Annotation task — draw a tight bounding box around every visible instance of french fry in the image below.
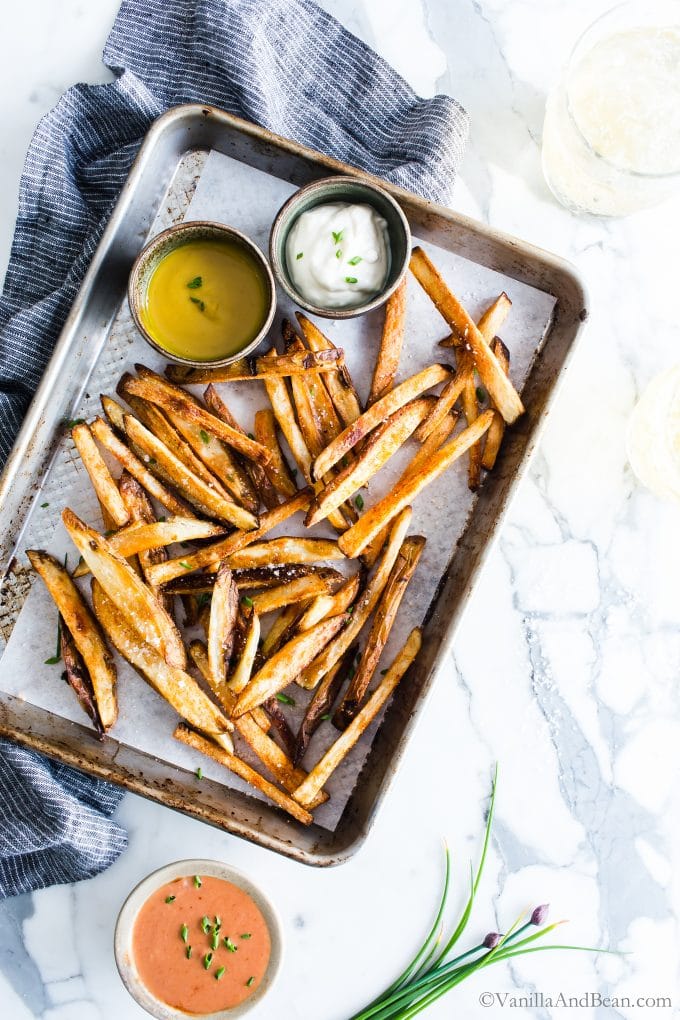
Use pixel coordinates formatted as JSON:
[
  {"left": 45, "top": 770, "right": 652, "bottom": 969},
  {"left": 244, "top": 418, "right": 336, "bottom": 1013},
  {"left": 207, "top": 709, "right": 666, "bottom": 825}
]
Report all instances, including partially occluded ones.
[
  {"left": 293, "top": 627, "right": 422, "bottom": 807},
  {"left": 101, "top": 394, "right": 127, "bottom": 432},
  {"left": 368, "top": 278, "right": 407, "bottom": 405},
  {"left": 90, "top": 416, "right": 192, "bottom": 517},
  {"left": 227, "top": 537, "right": 345, "bottom": 569},
  {"left": 233, "top": 614, "right": 349, "bottom": 716},
  {"left": 359, "top": 524, "right": 390, "bottom": 569},
  {"left": 255, "top": 349, "right": 345, "bottom": 375},
  {"left": 438, "top": 291, "right": 512, "bottom": 348},
  {"left": 298, "top": 506, "right": 412, "bottom": 690},
  {"left": 261, "top": 366, "right": 313, "bottom": 482},
  {"left": 27, "top": 549, "right": 118, "bottom": 730},
  {"left": 188, "top": 640, "right": 269, "bottom": 734},
  {"left": 173, "top": 724, "right": 313, "bottom": 825},
  {"left": 333, "top": 536, "right": 425, "bottom": 729},
  {"left": 414, "top": 363, "right": 471, "bottom": 442},
  {"left": 409, "top": 248, "right": 523, "bottom": 423},
  {"left": 338, "top": 412, "right": 494, "bottom": 559},
  {"left": 461, "top": 366, "right": 483, "bottom": 491},
  {"left": 402, "top": 411, "right": 458, "bottom": 483},
  {"left": 294, "top": 645, "right": 358, "bottom": 765},
  {"left": 163, "top": 564, "right": 323, "bottom": 596},
  {"left": 117, "top": 472, "right": 174, "bottom": 616},
  {"left": 249, "top": 573, "right": 339, "bottom": 615},
  {"left": 188, "top": 641, "right": 326, "bottom": 805},
  {"left": 254, "top": 408, "right": 298, "bottom": 499},
  {"left": 295, "top": 313, "right": 362, "bottom": 427},
  {"left": 305, "top": 398, "right": 432, "bottom": 526},
  {"left": 207, "top": 564, "right": 239, "bottom": 692},
  {"left": 145, "top": 489, "right": 312, "bottom": 587},
  {"left": 165, "top": 358, "right": 251, "bottom": 384},
  {"left": 125, "top": 369, "right": 271, "bottom": 465},
  {"left": 71, "top": 423, "right": 130, "bottom": 528},
  {"left": 481, "top": 337, "right": 511, "bottom": 470},
  {"left": 124, "top": 415, "right": 258, "bottom": 530},
  {"left": 296, "top": 573, "right": 361, "bottom": 632},
  {"left": 91, "top": 583, "right": 232, "bottom": 750},
  {"left": 228, "top": 613, "right": 260, "bottom": 694},
  {"left": 63, "top": 508, "right": 187, "bottom": 669},
  {"left": 312, "top": 364, "right": 450, "bottom": 479},
  {"left": 60, "top": 618, "right": 105, "bottom": 738},
  {"left": 259, "top": 602, "right": 306, "bottom": 659},
  {"left": 72, "top": 518, "right": 226, "bottom": 578}
]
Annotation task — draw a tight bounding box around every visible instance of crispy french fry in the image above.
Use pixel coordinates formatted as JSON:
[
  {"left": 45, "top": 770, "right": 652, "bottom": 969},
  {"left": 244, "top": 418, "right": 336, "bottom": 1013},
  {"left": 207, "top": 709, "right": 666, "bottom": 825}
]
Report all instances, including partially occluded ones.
[
  {"left": 227, "top": 537, "right": 345, "bottom": 569},
  {"left": 72, "top": 518, "right": 226, "bottom": 577},
  {"left": 90, "top": 416, "right": 192, "bottom": 517},
  {"left": 298, "top": 506, "right": 412, "bottom": 690},
  {"left": 124, "top": 415, "right": 258, "bottom": 530},
  {"left": 368, "top": 278, "right": 407, "bottom": 405},
  {"left": 259, "top": 602, "right": 306, "bottom": 660},
  {"left": 402, "top": 411, "right": 458, "bottom": 482},
  {"left": 294, "top": 645, "right": 357, "bottom": 765},
  {"left": 305, "top": 398, "right": 432, "bottom": 526},
  {"left": 63, "top": 508, "right": 186, "bottom": 669},
  {"left": 296, "top": 573, "right": 361, "bottom": 633},
  {"left": 295, "top": 313, "right": 362, "bottom": 427},
  {"left": 254, "top": 408, "right": 298, "bottom": 499},
  {"left": 165, "top": 358, "right": 251, "bottom": 384},
  {"left": 261, "top": 362, "right": 313, "bottom": 483},
  {"left": 145, "top": 489, "right": 312, "bottom": 587},
  {"left": 233, "top": 614, "right": 349, "bottom": 716},
  {"left": 173, "top": 724, "right": 313, "bottom": 825},
  {"left": 188, "top": 640, "right": 268, "bottom": 733},
  {"left": 338, "top": 412, "right": 494, "bottom": 559},
  {"left": 27, "top": 549, "right": 118, "bottom": 730},
  {"left": 249, "top": 573, "right": 339, "bottom": 615},
  {"left": 59, "top": 618, "right": 105, "bottom": 738},
  {"left": 312, "top": 364, "right": 450, "bottom": 479},
  {"left": 228, "top": 613, "right": 260, "bottom": 694},
  {"left": 125, "top": 368, "right": 271, "bottom": 465},
  {"left": 164, "top": 564, "right": 324, "bottom": 596},
  {"left": 71, "top": 423, "right": 130, "bottom": 528},
  {"left": 334, "top": 536, "right": 425, "bottom": 729},
  {"left": 414, "top": 364, "right": 471, "bottom": 442},
  {"left": 91, "top": 583, "right": 232, "bottom": 751},
  {"left": 293, "top": 627, "right": 422, "bottom": 807},
  {"left": 359, "top": 524, "right": 390, "bottom": 569},
  {"left": 101, "top": 394, "right": 127, "bottom": 432},
  {"left": 117, "top": 472, "right": 173, "bottom": 615},
  {"left": 207, "top": 564, "right": 239, "bottom": 692},
  {"left": 409, "top": 248, "right": 523, "bottom": 423},
  {"left": 481, "top": 337, "right": 511, "bottom": 470},
  {"left": 439, "top": 291, "right": 512, "bottom": 348},
  {"left": 255, "top": 349, "right": 345, "bottom": 375},
  {"left": 461, "top": 368, "right": 482, "bottom": 491}
]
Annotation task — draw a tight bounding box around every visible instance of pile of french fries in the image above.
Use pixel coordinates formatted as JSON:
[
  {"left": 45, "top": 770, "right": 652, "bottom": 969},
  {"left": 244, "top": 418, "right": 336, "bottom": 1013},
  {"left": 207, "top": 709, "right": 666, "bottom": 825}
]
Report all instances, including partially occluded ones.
[{"left": 27, "top": 247, "right": 522, "bottom": 826}]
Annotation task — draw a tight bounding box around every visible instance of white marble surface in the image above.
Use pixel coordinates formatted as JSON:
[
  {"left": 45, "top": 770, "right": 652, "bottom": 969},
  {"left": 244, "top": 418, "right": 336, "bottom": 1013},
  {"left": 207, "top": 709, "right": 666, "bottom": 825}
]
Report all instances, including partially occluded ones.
[{"left": 1, "top": 2, "right": 680, "bottom": 1018}]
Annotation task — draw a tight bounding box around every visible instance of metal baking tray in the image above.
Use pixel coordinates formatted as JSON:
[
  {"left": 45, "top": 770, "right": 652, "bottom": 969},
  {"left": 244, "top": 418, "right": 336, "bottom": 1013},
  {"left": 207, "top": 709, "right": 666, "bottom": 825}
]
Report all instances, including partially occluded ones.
[{"left": 0, "top": 105, "right": 587, "bottom": 865}]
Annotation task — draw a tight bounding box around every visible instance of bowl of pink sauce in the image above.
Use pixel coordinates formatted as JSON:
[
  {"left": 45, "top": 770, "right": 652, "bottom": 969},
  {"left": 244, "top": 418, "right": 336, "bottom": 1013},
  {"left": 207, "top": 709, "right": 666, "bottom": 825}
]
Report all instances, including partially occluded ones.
[{"left": 114, "top": 859, "right": 283, "bottom": 1018}]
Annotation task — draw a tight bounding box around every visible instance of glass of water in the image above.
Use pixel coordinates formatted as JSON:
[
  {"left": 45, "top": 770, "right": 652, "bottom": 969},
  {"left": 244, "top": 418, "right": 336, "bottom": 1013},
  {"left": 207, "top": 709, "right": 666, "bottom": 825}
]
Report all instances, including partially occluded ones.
[{"left": 542, "top": 1, "right": 680, "bottom": 216}]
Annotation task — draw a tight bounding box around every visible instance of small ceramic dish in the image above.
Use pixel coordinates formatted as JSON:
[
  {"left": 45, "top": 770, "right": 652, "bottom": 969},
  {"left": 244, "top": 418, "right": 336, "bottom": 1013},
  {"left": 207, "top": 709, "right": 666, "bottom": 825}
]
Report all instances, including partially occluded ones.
[
  {"left": 114, "top": 859, "right": 283, "bottom": 1019},
  {"left": 128, "top": 221, "right": 276, "bottom": 368},
  {"left": 269, "top": 175, "right": 411, "bottom": 319}
]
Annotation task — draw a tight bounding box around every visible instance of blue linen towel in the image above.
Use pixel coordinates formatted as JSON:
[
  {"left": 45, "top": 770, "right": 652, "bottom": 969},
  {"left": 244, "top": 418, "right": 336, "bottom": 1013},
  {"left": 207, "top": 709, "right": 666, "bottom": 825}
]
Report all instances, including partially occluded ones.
[{"left": 0, "top": 0, "right": 468, "bottom": 898}]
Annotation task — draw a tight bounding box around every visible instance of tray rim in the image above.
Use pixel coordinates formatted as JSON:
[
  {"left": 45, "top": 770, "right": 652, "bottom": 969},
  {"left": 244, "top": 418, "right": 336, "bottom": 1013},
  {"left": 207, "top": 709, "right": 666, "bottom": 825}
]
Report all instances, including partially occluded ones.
[{"left": 0, "top": 104, "right": 589, "bottom": 866}]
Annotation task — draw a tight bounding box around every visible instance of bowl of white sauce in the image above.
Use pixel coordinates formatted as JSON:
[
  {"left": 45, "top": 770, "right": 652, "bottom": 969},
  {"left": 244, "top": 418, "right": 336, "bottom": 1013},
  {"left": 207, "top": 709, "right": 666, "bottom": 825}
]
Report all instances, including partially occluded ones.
[{"left": 269, "top": 176, "right": 411, "bottom": 318}]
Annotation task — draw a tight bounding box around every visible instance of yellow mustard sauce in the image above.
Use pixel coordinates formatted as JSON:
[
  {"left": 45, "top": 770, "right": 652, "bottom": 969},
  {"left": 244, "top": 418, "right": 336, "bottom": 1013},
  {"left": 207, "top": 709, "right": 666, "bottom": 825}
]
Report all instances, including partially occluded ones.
[{"left": 141, "top": 238, "right": 269, "bottom": 361}]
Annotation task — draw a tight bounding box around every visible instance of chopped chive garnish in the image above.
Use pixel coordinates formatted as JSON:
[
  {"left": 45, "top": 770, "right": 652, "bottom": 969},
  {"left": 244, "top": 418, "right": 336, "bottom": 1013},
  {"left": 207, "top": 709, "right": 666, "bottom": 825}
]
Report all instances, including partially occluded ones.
[
  {"left": 276, "top": 692, "right": 295, "bottom": 705},
  {"left": 247, "top": 976, "right": 255, "bottom": 987},
  {"left": 187, "top": 276, "right": 202, "bottom": 289},
  {"left": 380, "top": 668, "right": 388, "bottom": 675},
  {"left": 44, "top": 619, "right": 62, "bottom": 665},
  {"left": 336, "top": 249, "right": 342, "bottom": 259},
  {"left": 193, "top": 874, "right": 202, "bottom": 888},
  {"left": 224, "top": 936, "right": 238, "bottom": 953},
  {"left": 189, "top": 296, "right": 206, "bottom": 312},
  {"left": 201, "top": 916, "right": 211, "bottom": 934},
  {"left": 147, "top": 457, "right": 156, "bottom": 465},
  {"left": 195, "top": 767, "right": 203, "bottom": 780},
  {"left": 241, "top": 595, "right": 254, "bottom": 608},
  {"left": 240, "top": 933, "right": 252, "bottom": 939},
  {"left": 165, "top": 895, "right": 176, "bottom": 903},
  {"left": 355, "top": 494, "right": 364, "bottom": 510},
  {"left": 214, "top": 916, "right": 222, "bottom": 929},
  {"left": 296, "top": 252, "right": 303, "bottom": 260},
  {"left": 320, "top": 713, "right": 331, "bottom": 721},
  {"left": 211, "top": 931, "right": 219, "bottom": 950},
  {"left": 347, "top": 605, "right": 354, "bottom": 614},
  {"left": 64, "top": 418, "right": 85, "bottom": 429},
  {"left": 181, "top": 924, "right": 189, "bottom": 943},
  {"left": 332, "top": 229, "right": 344, "bottom": 244},
  {"left": 199, "top": 429, "right": 210, "bottom": 444},
  {"left": 347, "top": 255, "right": 363, "bottom": 266},
  {"left": 180, "top": 561, "right": 192, "bottom": 570},
  {"left": 186, "top": 945, "right": 192, "bottom": 958},
  {"left": 215, "top": 966, "right": 226, "bottom": 981},
  {"left": 40, "top": 501, "right": 49, "bottom": 508},
  {"left": 157, "top": 516, "right": 166, "bottom": 522},
  {"left": 247, "top": 432, "right": 255, "bottom": 440},
  {"left": 476, "top": 386, "right": 487, "bottom": 403},
  {"left": 345, "top": 276, "right": 358, "bottom": 285},
  {"left": 197, "top": 592, "right": 211, "bottom": 608},
  {"left": 203, "top": 952, "right": 213, "bottom": 970}
]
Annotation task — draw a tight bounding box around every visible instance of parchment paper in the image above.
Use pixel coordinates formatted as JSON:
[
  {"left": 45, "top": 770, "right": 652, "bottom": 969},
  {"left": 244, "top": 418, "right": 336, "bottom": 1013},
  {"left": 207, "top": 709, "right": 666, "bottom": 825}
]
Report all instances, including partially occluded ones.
[{"left": 0, "top": 150, "right": 555, "bottom": 829}]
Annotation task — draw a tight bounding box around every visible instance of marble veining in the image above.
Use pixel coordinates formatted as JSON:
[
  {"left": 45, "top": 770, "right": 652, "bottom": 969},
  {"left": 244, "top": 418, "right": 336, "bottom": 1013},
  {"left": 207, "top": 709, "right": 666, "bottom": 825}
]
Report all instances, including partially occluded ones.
[{"left": 1, "top": 0, "right": 680, "bottom": 1017}]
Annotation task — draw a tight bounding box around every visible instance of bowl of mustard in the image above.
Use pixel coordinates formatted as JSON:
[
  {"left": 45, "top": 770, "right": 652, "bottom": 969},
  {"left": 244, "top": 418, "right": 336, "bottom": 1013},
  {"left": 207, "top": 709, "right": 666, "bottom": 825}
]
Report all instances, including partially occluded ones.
[{"left": 129, "top": 221, "right": 276, "bottom": 367}]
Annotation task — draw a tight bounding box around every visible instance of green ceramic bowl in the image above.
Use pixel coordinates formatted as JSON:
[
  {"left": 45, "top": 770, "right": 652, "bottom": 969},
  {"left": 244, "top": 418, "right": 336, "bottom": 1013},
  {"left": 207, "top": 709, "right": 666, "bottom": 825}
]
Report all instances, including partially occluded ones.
[{"left": 269, "top": 176, "right": 411, "bottom": 319}]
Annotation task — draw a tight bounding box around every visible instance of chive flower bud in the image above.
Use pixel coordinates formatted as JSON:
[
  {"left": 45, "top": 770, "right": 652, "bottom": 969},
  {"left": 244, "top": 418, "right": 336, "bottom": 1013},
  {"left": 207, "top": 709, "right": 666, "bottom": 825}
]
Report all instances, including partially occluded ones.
[
  {"left": 530, "top": 904, "right": 549, "bottom": 926},
  {"left": 483, "top": 932, "right": 501, "bottom": 949}
]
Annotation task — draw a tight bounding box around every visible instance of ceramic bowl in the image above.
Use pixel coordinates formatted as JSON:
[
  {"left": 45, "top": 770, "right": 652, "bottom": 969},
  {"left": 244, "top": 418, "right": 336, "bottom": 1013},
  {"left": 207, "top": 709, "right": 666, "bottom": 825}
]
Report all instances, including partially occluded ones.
[
  {"left": 128, "top": 221, "right": 276, "bottom": 368},
  {"left": 114, "top": 859, "right": 283, "bottom": 1019},
  {"left": 269, "top": 175, "right": 411, "bottom": 319}
]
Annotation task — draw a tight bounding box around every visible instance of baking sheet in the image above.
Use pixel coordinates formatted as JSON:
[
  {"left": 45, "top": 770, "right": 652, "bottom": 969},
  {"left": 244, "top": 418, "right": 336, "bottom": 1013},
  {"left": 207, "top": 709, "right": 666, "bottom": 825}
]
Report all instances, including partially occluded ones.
[{"left": 0, "top": 149, "right": 555, "bottom": 830}]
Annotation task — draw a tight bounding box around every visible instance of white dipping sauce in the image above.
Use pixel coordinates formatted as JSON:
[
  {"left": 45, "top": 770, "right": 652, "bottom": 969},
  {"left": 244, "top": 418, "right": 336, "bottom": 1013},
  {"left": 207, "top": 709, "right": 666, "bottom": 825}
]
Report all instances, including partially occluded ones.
[{"left": 286, "top": 202, "right": 390, "bottom": 308}]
